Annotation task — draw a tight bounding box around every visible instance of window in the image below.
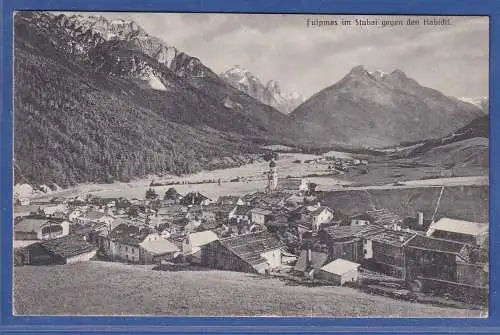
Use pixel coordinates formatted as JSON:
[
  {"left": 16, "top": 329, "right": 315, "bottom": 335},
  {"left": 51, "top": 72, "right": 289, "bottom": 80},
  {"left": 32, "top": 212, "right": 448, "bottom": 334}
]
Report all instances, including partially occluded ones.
[
  {"left": 132, "top": 248, "right": 135, "bottom": 254},
  {"left": 125, "top": 246, "right": 128, "bottom": 252}
]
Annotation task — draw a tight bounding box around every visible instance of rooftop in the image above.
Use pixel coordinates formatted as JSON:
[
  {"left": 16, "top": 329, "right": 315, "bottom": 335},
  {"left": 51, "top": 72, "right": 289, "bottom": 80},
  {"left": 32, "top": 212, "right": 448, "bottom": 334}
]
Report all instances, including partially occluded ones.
[
  {"left": 250, "top": 208, "right": 273, "bottom": 216},
  {"left": 140, "top": 238, "right": 179, "bottom": 255},
  {"left": 321, "top": 258, "right": 360, "bottom": 275},
  {"left": 14, "top": 217, "right": 62, "bottom": 233},
  {"left": 366, "top": 209, "right": 403, "bottom": 226},
  {"left": 39, "top": 235, "right": 96, "bottom": 259},
  {"left": 369, "top": 229, "right": 416, "bottom": 247},
  {"left": 428, "top": 218, "right": 488, "bottom": 237},
  {"left": 354, "top": 224, "right": 386, "bottom": 238},
  {"left": 221, "top": 231, "right": 284, "bottom": 266},
  {"left": 109, "top": 224, "right": 153, "bottom": 246},
  {"left": 217, "top": 196, "right": 241, "bottom": 204},
  {"left": 322, "top": 225, "right": 367, "bottom": 240},
  {"left": 232, "top": 205, "right": 253, "bottom": 216},
  {"left": 187, "top": 230, "right": 219, "bottom": 247},
  {"left": 407, "top": 234, "right": 467, "bottom": 256}
]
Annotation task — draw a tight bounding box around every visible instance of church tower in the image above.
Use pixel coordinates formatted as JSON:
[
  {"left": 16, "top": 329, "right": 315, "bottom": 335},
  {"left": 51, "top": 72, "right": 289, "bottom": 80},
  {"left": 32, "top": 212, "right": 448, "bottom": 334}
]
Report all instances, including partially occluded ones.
[{"left": 267, "top": 159, "right": 278, "bottom": 192}]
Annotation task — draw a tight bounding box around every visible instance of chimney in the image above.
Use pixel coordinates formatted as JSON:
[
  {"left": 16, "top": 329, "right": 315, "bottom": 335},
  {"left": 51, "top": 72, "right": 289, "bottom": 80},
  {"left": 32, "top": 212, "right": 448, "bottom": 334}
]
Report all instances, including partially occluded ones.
[{"left": 417, "top": 212, "right": 424, "bottom": 226}]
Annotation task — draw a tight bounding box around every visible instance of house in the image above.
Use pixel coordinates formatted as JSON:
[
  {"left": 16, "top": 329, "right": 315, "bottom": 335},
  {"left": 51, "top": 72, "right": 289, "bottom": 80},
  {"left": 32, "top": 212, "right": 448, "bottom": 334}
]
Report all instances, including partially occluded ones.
[
  {"left": 310, "top": 206, "right": 335, "bottom": 231},
  {"left": 108, "top": 224, "right": 159, "bottom": 263},
  {"left": 41, "top": 204, "right": 69, "bottom": 217},
  {"left": 293, "top": 249, "right": 329, "bottom": 279},
  {"left": 76, "top": 211, "right": 114, "bottom": 226},
  {"left": 319, "top": 225, "right": 373, "bottom": 262},
  {"left": 353, "top": 224, "right": 387, "bottom": 259},
  {"left": 156, "top": 205, "right": 186, "bottom": 225},
  {"left": 406, "top": 234, "right": 470, "bottom": 283},
  {"left": 366, "top": 229, "right": 417, "bottom": 279},
  {"left": 243, "top": 192, "right": 286, "bottom": 209},
  {"left": 228, "top": 205, "right": 252, "bottom": 223},
  {"left": 25, "top": 235, "right": 97, "bottom": 265},
  {"left": 180, "top": 192, "right": 212, "bottom": 206},
  {"left": 70, "top": 221, "right": 108, "bottom": 245},
  {"left": 140, "top": 238, "right": 180, "bottom": 264},
  {"left": 19, "top": 198, "right": 31, "bottom": 206},
  {"left": 426, "top": 218, "right": 488, "bottom": 246},
  {"left": 68, "top": 209, "right": 84, "bottom": 222},
  {"left": 250, "top": 208, "right": 273, "bottom": 225},
  {"left": 186, "top": 206, "right": 203, "bottom": 221},
  {"left": 350, "top": 213, "right": 372, "bottom": 226},
  {"left": 201, "top": 231, "right": 284, "bottom": 274},
  {"left": 183, "top": 230, "right": 219, "bottom": 263},
  {"left": 217, "top": 196, "right": 244, "bottom": 206},
  {"left": 318, "top": 259, "right": 361, "bottom": 285},
  {"left": 405, "top": 234, "right": 488, "bottom": 302},
  {"left": 365, "top": 209, "right": 403, "bottom": 228},
  {"left": 14, "top": 217, "right": 70, "bottom": 240}
]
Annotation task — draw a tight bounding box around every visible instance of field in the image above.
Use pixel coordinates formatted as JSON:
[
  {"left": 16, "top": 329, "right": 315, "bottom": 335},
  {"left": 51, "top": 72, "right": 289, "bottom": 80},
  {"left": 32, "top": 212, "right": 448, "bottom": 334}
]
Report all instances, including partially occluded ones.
[
  {"left": 13, "top": 262, "right": 484, "bottom": 317},
  {"left": 318, "top": 184, "right": 489, "bottom": 222},
  {"left": 16, "top": 153, "right": 344, "bottom": 201}
]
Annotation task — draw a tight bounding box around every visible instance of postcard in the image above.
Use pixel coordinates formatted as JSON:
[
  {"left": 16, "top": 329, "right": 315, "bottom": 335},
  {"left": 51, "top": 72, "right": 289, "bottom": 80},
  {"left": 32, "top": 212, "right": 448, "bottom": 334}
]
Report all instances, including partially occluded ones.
[{"left": 12, "top": 12, "right": 489, "bottom": 317}]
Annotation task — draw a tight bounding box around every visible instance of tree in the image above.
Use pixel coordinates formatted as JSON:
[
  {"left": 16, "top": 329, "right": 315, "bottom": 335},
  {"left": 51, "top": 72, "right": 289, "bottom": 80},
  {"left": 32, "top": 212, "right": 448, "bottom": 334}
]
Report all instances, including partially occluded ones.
[
  {"left": 262, "top": 151, "right": 278, "bottom": 162},
  {"left": 145, "top": 188, "right": 158, "bottom": 200},
  {"left": 164, "top": 187, "right": 179, "bottom": 200}
]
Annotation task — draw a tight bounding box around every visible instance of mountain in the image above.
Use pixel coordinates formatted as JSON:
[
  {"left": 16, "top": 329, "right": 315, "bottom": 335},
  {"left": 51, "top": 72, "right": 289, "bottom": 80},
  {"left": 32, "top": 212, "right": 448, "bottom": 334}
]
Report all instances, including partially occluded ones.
[
  {"left": 289, "top": 65, "right": 484, "bottom": 148},
  {"left": 220, "top": 66, "right": 303, "bottom": 114},
  {"left": 459, "top": 97, "right": 489, "bottom": 114},
  {"left": 14, "top": 12, "right": 292, "bottom": 187},
  {"left": 408, "top": 114, "right": 488, "bottom": 156}
]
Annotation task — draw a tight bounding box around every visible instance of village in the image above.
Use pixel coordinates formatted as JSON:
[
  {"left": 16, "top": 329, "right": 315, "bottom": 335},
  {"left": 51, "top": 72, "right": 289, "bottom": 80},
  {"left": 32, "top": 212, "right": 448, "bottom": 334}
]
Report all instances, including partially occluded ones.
[{"left": 13, "top": 157, "right": 489, "bottom": 310}]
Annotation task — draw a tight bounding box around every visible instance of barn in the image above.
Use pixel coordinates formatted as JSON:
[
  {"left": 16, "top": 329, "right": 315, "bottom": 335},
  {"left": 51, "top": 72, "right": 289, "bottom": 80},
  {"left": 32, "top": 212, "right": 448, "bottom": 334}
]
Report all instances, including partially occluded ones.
[
  {"left": 25, "top": 235, "right": 97, "bottom": 265},
  {"left": 201, "top": 231, "right": 283, "bottom": 274}
]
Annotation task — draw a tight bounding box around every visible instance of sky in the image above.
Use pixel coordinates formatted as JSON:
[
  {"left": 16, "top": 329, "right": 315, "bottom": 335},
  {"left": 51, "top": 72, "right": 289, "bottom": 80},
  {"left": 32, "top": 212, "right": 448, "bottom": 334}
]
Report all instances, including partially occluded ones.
[{"left": 68, "top": 13, "right": 489, "bottom": 99}]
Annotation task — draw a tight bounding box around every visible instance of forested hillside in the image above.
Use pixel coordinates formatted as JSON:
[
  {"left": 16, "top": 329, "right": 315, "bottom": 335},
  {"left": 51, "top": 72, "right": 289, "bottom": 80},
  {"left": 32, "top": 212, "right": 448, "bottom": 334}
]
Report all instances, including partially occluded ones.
[
  {"left": 14, "top": 14, "right": 270, "bottom": 187},
  {"left": 14, "top": 12, "right": 289, "bottom": 187}
]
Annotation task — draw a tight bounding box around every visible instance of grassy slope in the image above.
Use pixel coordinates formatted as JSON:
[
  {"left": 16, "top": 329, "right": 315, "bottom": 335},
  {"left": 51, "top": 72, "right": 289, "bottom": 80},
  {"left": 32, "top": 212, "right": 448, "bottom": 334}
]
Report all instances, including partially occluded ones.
[
  {"left": 417, "top": 137, "right": 488, "bottom": 168},
  {"left": 13, "top": 262, "right": 482, "bottom": 317}
]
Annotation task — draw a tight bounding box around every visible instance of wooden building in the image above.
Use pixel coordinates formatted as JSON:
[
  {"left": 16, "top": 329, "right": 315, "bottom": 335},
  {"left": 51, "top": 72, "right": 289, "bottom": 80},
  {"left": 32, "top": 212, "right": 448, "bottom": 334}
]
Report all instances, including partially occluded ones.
[
  {"left": 367, "top": 229, "right": 416, "bottom": 279},
  {"left": 406, "top": 234, "right": 488, "bottom": 303},
  {"left": 201, "top": 231, "right": 284, "bottom": 274},
  {"left": 14, "top": 216, "right": 70, "bottom": 241},
  {"left": 426, "top": 218, "right": 488, "bottom": 247},
  {"left": 25, "top": 234, "right": 97, "bottom": 265},
  {"left": 319, "top": 224, "right": 385, "bottom": 263}
]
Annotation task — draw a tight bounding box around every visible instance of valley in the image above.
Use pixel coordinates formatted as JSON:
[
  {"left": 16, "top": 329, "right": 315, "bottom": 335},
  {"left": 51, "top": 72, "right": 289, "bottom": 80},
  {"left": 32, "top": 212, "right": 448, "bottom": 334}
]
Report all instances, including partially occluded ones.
[{"left": 11, "top": 12, "right": 489, "bottom": 318}]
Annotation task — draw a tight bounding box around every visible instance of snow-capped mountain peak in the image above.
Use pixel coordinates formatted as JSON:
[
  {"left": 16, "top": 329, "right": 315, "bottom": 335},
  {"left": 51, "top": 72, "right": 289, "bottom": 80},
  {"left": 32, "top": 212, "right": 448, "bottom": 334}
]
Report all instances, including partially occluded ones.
[
  {"left": 368, "top": 69, "right": 387, "bottom": 81},
  {"left": 220, "top": 66, "right": 303, "bottom": 114}
]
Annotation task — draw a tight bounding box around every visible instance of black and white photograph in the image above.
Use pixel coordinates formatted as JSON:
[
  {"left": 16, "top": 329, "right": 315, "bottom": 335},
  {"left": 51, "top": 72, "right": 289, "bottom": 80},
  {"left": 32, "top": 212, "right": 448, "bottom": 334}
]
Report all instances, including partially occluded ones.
[{"left": 12, "top": 12, "right": 489, "bottom": 317}]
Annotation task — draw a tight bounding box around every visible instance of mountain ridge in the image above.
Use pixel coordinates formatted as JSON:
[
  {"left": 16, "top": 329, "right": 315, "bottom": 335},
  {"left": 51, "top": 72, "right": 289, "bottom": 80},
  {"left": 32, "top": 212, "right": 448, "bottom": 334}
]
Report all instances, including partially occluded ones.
[
  {"left": 290, "top": 65, "right": 483, "bottom": 148},
  {"left": 14, "top": 12, "right": 293, "bottom": 187},
  {"left": 219, "top": 66, "right": 304, "bottom": 114}
]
